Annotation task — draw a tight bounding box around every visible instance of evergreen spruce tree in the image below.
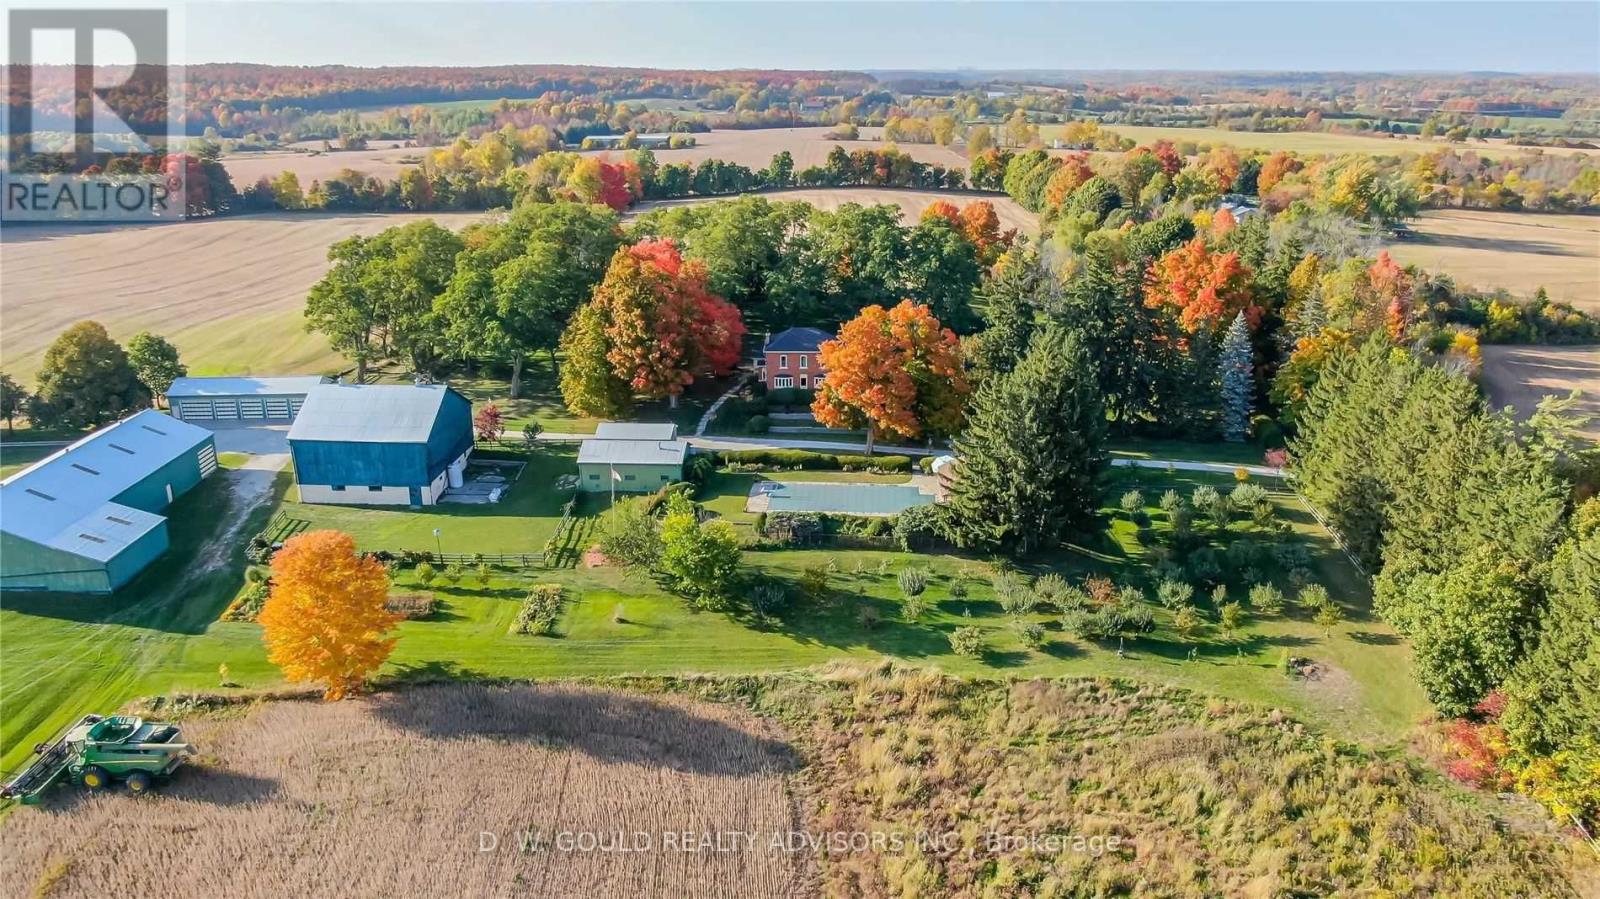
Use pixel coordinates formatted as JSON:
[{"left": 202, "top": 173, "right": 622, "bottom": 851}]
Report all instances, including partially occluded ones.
[
  {"left": 969, "top": 246, "right": 1043, "bottom": 378},
  {"left": 1218, "top": 311, "right": 1254, "bottom": 442},
  {"left": 1295, "top": 287, "right": 1328, "bottom": 340},
  {"left": 944, "top": 325, "right": 1107, "bottom": 556}
]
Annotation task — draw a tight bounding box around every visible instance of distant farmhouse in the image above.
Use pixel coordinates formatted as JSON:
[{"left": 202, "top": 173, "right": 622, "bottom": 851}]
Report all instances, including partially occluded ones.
[
  {"left": 757, "top": 327, "right": 833, "bottom": 391},
  {"left": 287, "top": 383, "right": 473, "bottom": 507},
  {"left": 167, "top": 376, "right": 330, "bottom": 424},
  {"left": 577, "top": 422, "right": 689, "bottom": 492},
  {"left": 0, "top": 411, "right": 217, "bottom": 593}
]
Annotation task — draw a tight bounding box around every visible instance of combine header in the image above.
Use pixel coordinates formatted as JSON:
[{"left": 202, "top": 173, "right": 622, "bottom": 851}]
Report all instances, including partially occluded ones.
[{"left": 1, "top": 714, "right": 195, "bottom": 805}]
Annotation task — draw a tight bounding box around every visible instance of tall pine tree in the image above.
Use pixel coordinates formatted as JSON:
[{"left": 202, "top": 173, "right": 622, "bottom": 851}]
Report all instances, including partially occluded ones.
[
  {"left": 1218, "top": 311, "right": 1253, "bottom": 442},
  {"left": 944, "top": 325, "right": 1107, "bottom": 556}
]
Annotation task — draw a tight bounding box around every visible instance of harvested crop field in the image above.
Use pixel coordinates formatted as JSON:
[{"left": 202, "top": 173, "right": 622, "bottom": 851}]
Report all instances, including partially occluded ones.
[
  {"left": 224, "top": 143, "right": 427, "bottom": 189},
  {"left": 1481, "top": 344, "right": 1600, "bottom": 440},
  {"left": 0, "top": 211, "right": 485, "bottom": 381},
  {"left": 631, "top": 186, "right": 1038, "bottom": 235},
  {"left": 581, "top": 126, "right": 971, "bottom": 171},
  {"left": 0, "top": 684, "right": 808, "bottom": 899},
  {"left": 1384, "top": 209, "right": 1600, "bottom": 309}
]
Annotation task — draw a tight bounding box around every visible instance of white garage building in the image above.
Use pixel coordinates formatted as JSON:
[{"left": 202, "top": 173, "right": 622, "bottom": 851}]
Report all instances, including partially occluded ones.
[{"left": 166, "top": 376, "right": 331, "bottom": 424}]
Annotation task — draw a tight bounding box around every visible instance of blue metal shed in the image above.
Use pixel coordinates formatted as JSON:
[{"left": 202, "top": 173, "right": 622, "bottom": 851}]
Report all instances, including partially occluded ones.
[
  {"left": 0, "top": 410, "right": 218, "bottom": 593},
  {"left": 287, "top": 383, "right": 474, "bottom": 507}
]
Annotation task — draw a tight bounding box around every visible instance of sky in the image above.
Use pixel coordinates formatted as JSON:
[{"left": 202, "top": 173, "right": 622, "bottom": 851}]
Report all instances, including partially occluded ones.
[{"left": 162, "top": 1, "right": 1599, "bottom": 72}]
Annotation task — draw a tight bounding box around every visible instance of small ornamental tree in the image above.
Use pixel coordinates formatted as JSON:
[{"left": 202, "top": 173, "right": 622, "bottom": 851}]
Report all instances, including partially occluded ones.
[
  {"left": 658, "top": 493, "right": 741, "bottom": 606},
  {"left": 1218, "top": 311, "right": 1254, "bottom": 442},
  {"left": 474, "top": 402, "right": 505, "bottom": 443},
  {"left": 258, "top": 530, "right": 399, "bottom": 700},
  {"left": 813, "top": 300, "right": 969, "bottom": 454}
]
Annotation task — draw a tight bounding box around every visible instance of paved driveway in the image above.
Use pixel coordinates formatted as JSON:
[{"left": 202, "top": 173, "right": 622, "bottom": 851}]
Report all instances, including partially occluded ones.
[{"left": 206, "top": 423, "right": 290, "bottom": 455}]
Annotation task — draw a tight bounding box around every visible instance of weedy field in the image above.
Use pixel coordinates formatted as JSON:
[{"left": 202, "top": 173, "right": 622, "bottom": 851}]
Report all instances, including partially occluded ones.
[
  {"left": 0, "top": 684, "right": 809, "bottom": 899},
  {"left": 2, "top": 672, "right": 1591, "bottom": 898}
]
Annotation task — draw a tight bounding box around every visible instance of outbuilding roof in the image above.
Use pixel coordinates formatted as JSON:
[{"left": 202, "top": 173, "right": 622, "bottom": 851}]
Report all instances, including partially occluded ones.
[
  {"left": 287, "top": 384, "right": 459, "bottom": 444},
  {"left": 594, "top": 422, "right": 679, "bottom": 441},
  {"left": 0, "top": 410, "right": 211, "bottom": 557},
  {"left": 166, "top": 375, "right": 330, "bottom": 398},
  {"left": 577, "top": 438, "right": 690, "bottom": 467},
  {"left": 763, "top": 327, "right": 834, "bottom": 353}
]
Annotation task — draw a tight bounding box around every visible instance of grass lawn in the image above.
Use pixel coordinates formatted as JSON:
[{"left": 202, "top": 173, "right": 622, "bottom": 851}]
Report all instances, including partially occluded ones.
[
  {"left": 1108, "top": 437, "right": 1274, "bottom": 467},
  {"left": 0, "top": 443, "right": 60, "bottom": 479},
  {"left": 444, "top": 356, "right": 733, "bottom": 436},
  {"left": 0, "top": 459, "right": 1423, "bottom": 778}
]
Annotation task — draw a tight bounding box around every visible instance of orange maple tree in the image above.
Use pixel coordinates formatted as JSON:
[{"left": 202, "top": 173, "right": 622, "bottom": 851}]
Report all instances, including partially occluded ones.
[
  {"left": 1143, "top": 238, "right": 1259, "bottom": 334},
  {"left": 258, "top": 530, "right": 398, "bottom": 701},
  {"left": 592, "top": 239, "right": 745, "bottom": 406},
  {"left": 919, "top": 200, "right": 961, "bottom": 226},
  {"left": 1043, "top": 153, "right": 1095, "bottom": 210},
  {"left": 812, "top": 300, "right": 969, "bottom": 453}
]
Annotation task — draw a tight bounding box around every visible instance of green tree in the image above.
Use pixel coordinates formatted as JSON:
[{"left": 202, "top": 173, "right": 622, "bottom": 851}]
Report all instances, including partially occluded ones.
[
  {"left": 557, "top": 303, "right": 633, "bottom": 418},
  {"left": 944, "top": 326, "right": 1107, "bottom": 555},
  {"left": 597, "top": 497, "right": 662, "bottom": 571},
  {"left": 0, "top": 372, "right": 31, "bottom": 431},
  {"left": 125, "top": 332, "right": 187, "bottom": 407},
  {"left": 30, "top": 322, "right": 148, "bottom": 428},
  {"left": 968, "top": 245, "right": 1043, "bottom": 379},
  {"left": 1217, "top": 311, "right": 1253, "bottom": 442},
  {"left": 904, "top": 215, "right": 982, "bottom": 333},
  {"left": 658, "top": 493, "right": 742, "bottom": 606}
]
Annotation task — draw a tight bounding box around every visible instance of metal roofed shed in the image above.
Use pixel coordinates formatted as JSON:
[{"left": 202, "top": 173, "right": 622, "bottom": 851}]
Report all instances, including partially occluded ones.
[
  {"left": 593, "top": 422, "right": 679, "bottom": 441},
  {"left": 287, "top": 383, "right": 474, "bottom": 507},
  {"left": 166, "top": 375, "right": 330, "bottom": 423},
  {"left": 0, "top": 410, "right": 218, "bottom": 593},
  {"left": 576, "top": 437, "right": 689, "bottom": 492}
]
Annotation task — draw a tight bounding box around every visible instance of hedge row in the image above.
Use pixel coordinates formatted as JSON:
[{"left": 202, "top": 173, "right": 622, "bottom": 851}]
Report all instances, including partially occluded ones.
[{"left": 715, "top": 449, "right": 913, "bottom": 472}]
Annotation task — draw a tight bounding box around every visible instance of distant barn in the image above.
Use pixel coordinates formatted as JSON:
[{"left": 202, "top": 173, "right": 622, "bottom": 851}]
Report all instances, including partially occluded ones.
[
  {"left": 287, "top": 383, "right": 473, "bottom": 507},
  {"left": 0, "top": 410, "right": 218, "bottom": 593},
  {"left": 167, "top": 375, "right": 330, "bottom": 423}
]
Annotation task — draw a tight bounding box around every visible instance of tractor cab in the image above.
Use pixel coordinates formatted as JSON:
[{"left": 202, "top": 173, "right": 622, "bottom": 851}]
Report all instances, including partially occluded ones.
[{"left": 2, "top": 713, "right": 194, "bottom": 805}]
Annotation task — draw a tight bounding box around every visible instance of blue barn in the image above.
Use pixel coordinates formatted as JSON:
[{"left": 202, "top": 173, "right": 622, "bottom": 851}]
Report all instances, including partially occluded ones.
[
  {"left": 0, "top": 410, "right": 218, "bottom": 593},
  {"left": 287, "top": 383, "right": 474, "bottom": 507}
]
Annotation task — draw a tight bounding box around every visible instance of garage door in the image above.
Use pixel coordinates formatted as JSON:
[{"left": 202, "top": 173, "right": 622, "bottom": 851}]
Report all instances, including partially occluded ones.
[
  {"left": 211, "top": 400, "right": 240, "bottom": 420},
  {"left": 265, "top": 398, "right": 292, "bottom": 419},
  {"left": 289, "top": 399, "right": 304, "bottom": 417},
  {"left": 176, "top": 400, "right": 213, "bottom": 421},
  {"left": 238, "top": 398, "right": 266, "bottom": 419}
]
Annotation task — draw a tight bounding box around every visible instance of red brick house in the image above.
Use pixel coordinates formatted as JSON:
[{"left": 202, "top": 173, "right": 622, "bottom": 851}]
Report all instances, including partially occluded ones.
[{"left": 757, "top": 327, "right": 833, "bottom": 391}]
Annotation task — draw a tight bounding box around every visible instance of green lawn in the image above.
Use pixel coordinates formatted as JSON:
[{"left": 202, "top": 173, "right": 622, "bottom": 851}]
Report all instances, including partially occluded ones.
[
  {"left": 446, "top": 356, "right": 732, "bottom": 436},
  {"left": 1108, "top": 437, "right": 1274, "bottom": 467},
  {"left": 0, "top": 459, "right": 1424, "bottom": 778},
  {"left": 0, "top": 444, "right": 60, "bottom": 479}
]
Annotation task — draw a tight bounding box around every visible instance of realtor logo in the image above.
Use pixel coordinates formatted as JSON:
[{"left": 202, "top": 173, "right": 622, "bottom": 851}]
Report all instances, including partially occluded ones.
[{"left": 4, "top": 6, "right": 184, "bottom": 221}]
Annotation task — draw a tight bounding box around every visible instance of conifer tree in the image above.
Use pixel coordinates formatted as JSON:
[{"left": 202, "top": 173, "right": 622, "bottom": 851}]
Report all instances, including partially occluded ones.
[
  {"left": 1218, "top": 311, "right": 1253, "bottom": 442},
  {"left": 944, "top": 326, "right": 1107, "bottom": 556}
]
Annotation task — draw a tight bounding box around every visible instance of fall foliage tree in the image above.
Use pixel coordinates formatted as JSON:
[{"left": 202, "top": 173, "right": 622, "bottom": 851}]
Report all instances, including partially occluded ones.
[
  {"left": 258, "top": 530, "right": 399, "bottom": 701},
  {"left": 812, "top": 300, "right": 969, "bottom": 453},
  {"left": 474, "top": 402, "right": 505, "bottom": 442},
  {"left": 1143, "top": 238, "right": 1258, "bottom": 334}
]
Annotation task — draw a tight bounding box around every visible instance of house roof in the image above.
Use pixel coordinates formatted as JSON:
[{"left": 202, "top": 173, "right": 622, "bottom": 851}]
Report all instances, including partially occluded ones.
[
  {"left": 0, "top": 410, "right": 210, "bottom": 558},
  {"left": 764, "top": 327, "right": 833, "bottom": 353},
  {"left": 167, "top": 375, "right": 330, "bottom": 398},
  {"left": 577, "top": 438, "right": 690, "bottom": 467},
  {"left": 594, "top": 422, "right": 679, "bottom": 441},
  {"left": 287, "top": 384, "right": 460, "bottom": 444}
]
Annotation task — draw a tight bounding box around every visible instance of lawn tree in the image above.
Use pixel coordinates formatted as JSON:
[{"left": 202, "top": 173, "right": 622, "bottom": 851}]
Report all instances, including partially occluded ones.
[
  {"left": 473, "top": 402, "right": 505, "bottom": 443},
  {"left": 812, "top": 300, "right": 969, "bottom": 454},
  {"left": 598, "top": 497, "right": 662, "bottom": 570},
  {"left": 568, "top": 239, "right": 745, "bottom": 410},
  {"left": 439, "top": 203, "right": 621, "bottom": 397},
  {"left": 1143, "top": 237, "right": 1258, "bottom": 336},
  {"left": 944, "top": 326, "right": 1107, "bottom": 556},
  {"left": 0, "top": 373, "right": 30, "bottom": 431},
  {"left": 125, "top": 332, "right": 187, "bottom": 408},
  {"left": 558, "top": 303, "right": 633, "bottom": 418},
  {"left": 904, "top": 214, "right": 982, "bottom": 333},
  {"left": 258, "top": 530, "right": 399, "bottom": 701},
  {"left": 658, "top": 493, "right": 741, "bottom": 606},
  {"left": 1313, "top": 601, "right": 1345, "bottom": 640},
  {"left": 1217, "top": 311, "right": 1253, "bottom": 441},
  {"left": 29, "top": 321, "right": 148, "bottom": 428}
]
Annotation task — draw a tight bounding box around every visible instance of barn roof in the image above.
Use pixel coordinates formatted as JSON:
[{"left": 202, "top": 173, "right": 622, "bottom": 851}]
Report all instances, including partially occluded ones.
[
  {"left": 0, "top": 410, "right": 210, "bottom": 556},
  {"left": 166, "top": 375, "right": 330, "bottom": 398},
  {"left": 577, "top": 438, "right": 690, "bottom": 467},
  {"left": 594, "top": 422, "right": 679, "bottom": 441},
  {"left": 287, "top": 384, "right": 462, "bottom": 444},
  {"left": 763, "top": 327, "right": 834, "bottom": 353}
]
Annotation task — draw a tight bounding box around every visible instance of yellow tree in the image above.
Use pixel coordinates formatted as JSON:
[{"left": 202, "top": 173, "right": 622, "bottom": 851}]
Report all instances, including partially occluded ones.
[
  {"left": 259, "top": 530, "right": 398, "bottom": 700},
  {"left": 812, "top": 300, "right": 969, "bottom": 454}
]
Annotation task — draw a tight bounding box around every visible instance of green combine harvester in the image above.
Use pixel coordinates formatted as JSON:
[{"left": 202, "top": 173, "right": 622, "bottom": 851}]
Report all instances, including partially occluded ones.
[{"left": 1, "top": 714, "right": 195, "bottom": 805}]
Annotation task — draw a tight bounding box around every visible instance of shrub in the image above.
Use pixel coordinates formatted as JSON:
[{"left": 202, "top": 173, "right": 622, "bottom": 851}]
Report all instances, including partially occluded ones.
[
  {"left": 1219, "top": 601, "right": 1246, "bottom": 638},
  {"left": 1297, "top": 583, "right": 1330, "bottom": 611},
  {"left": 415, "top": 562, "right": 437, "bottom": 586},
  {"left": 684, "top": 453, "right": 716, "bottom": 484},
  {"left": 1122, "top": 603, "right": 1155, "bottom": 633},
  {"left": 1156, "top": 579, "right": 1195, "bottom": 610},
  {"left": 751, "top": 582, "right": 789, "bottom": 618},
  {"left": 948, "top": 578, "right": 968, "bottom": 598},
  {"left": 897, "top": 567, "right": 929, "bottom": 597},
  {"left": 800, "top": 561, "right": 831, "bottom": 600},
  {"left": 1159, "top": 490, "right": 1183, "bottom": 515},
  {"left": 714, "top": 448, "right": 912, "bottom": 473},
  {"left": 917, "top": 456, "right": 935, "bottom": 473},
  {"left": 385, "top": 592, "right": 437, "bottom": 620},
  {"left": 993, "top": 570, "right": 1036, "bottom": 616},
  {"left": 223, "top": 582, "right": 271, "bottom": 621},
  {"left": 901, "top": 593, "right": 931, "bottom": 621},
  {"left": 949, "top": 626, "right": 985, "bottom": 657},
  {"left": 1231, "top": 483, "right": 1269, "bottom": 511},
  {"left": 1119, "top": 490, "right": 1145, "bottom": 518},
  {"left": 1249, "top": 583, "right": 1287, "bottom": 615},
  {"left": 1033, "top": 572, "right": 1070, "bottom": 609},
  {"left": 598, "top": 497, "right": 662, "bottom": 569},
  {"left": 1015, "top": 621, "right": 1047, "bottom": 648},
  {"left": 442, "top": 562, "right": 465, "bottom": 585},
  {"left": 474, "top": 563, "right": 492, "bottom": 588},
  {"left": 858, "top": 605, "right": 882, "bottom": 630},
  {"left": 1186, "top": 547, "right": 1223, "bottom": 584},
  {"left": 894, "top": 502, "right": 946, "bottom": 551},
  {"left": 744, "top": 414, "right": 770, "bottom": 434},
  {"left": 511, "top": 584, "right": 566, "bottom": 635}
]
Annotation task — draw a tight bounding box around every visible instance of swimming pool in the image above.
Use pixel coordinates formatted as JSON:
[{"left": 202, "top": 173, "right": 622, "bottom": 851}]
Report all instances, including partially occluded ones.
[{"left": 750, "top": 480, "right": 935, "bottom": 516}]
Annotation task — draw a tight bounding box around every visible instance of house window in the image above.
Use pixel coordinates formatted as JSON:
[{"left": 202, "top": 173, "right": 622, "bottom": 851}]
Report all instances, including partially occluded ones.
[
  {"left": 588, "top": 473, "right": 600, "bottom": 480},
  {"left": 799, "top": 355, "right": 808, "bottom": 369},
  {"left": 799, "top": 375, "right": 808, "bottom": 388},
  {"left": 368, "top": 486, "right": 383, "bottom": 492},
  {"left": 813, "top": 375, "right": 825, "bottom": 389},
  {"left": 779, "top": 354, "right": 789, "bottom": 370},
  {"left": 624, "top": 474, "right": 637, "bottom": 481},
  {"left": 773, "top": 376, "right": 794, "bottom": 388},
  {"left": 661, "top": 474, "right": 670, "bottom": 481},
  {"left": 331, "top": 485, "right": 346, "bottom": 492}
]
